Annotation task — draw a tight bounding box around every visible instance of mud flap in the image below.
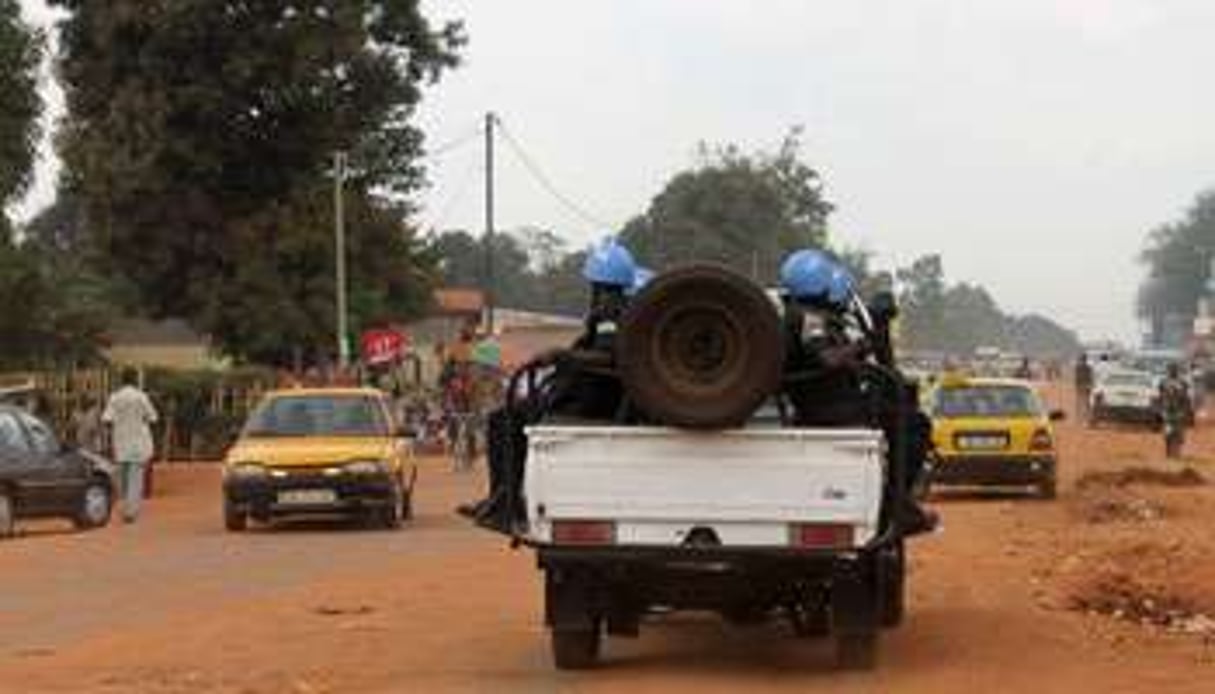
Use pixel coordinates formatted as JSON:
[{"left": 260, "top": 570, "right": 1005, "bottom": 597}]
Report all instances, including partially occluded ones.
[
  {"left": 830, "top": 555, "right": 880, "bottom": 635},
  {"left": 545, "top": 567, "right": 597, "bottom": 632}
]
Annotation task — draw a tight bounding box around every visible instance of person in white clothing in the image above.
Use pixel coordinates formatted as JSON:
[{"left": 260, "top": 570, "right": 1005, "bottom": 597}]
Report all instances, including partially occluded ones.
[{"left": 103, "top": 368, "right": 159, "bottom": 523}]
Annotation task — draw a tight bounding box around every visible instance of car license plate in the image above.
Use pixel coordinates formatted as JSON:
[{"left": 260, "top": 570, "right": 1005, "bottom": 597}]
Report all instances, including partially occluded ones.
[
  {"left": 957, "top": 434, "right": 1007, "bottom": 450},
  {"left": 277, "top": 489, "right": 337, "bottom": 506}
]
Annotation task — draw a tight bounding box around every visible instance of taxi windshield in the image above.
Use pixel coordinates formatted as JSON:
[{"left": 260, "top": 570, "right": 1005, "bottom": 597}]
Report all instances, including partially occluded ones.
[
  {"left": 934, "top": 386, "right": 1041, "bottom": 418},
  {"left": 244, "top": 395, "right": 387, "bottom": 438}
]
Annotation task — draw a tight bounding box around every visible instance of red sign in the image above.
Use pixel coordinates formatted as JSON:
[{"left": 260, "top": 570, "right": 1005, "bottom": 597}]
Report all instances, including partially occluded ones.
[{"left": 361, "top": 329, "right": 407, "bottom": 366}]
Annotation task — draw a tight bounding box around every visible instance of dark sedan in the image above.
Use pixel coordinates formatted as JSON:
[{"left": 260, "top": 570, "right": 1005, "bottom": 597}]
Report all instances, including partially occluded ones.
[{"left": 0, "top": 405, "right": 115, "bottom": 536}]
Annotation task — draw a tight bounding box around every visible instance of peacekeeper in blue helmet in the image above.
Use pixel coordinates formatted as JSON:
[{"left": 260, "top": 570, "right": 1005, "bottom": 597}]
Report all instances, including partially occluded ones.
[
  {"left": 577, "top": 237, "right": 641, "bottom": 348},
  {"left": 460, "top": 238, "right": 650, "bottom": 527},
  {"left": 540, "top": 238, "right": 657, "bottom": 421},
  {"left": 779, "top": 249, "right": 937, "bottom": 535},
  {"left": 779, "top": 249, "right": 870, "bottom": 426}
]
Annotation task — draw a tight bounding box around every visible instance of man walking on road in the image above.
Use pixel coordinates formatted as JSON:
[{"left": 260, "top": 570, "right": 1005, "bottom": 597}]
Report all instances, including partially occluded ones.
[
  {"left": 1159, "top": 363, "right": 1192, "bottom": 459},
  {"left": 103, "top": 369, "right": 159, "bottom": 523},
  {"left": 1074, "top": 354, "right": 1094, "bottom": 420}
]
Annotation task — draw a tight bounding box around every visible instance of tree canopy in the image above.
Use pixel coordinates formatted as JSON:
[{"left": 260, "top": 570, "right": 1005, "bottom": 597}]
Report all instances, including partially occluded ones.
[
  {"left": 0, "top": 235, "right": 117, "bottom": 370},
  {"left": 0, "top": 0, "right": 42, "bottom": 235},
  {"left": 430, "top": 228, "right": 586, "bottom": 316},
  {"left": 50, "top": 0, "right": 464, "bottom": 365},
  {"left": 1137, "top": 190, "right": 1215, "bottom": 344},
  {"left": 428, "top": 131, "right": 1082, "bottom": 359},
  {"left": 896, "top": 253, "right": 1080, "bottom": 357},
  {"left": 620, "top": 128, "right": 833, "bottom": 282}
]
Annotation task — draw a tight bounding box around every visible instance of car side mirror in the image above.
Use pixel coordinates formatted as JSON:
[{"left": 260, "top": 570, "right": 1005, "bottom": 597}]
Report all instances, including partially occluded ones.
[{"left": 1049, "top": 409, "right": 1066, "bottom": 422}]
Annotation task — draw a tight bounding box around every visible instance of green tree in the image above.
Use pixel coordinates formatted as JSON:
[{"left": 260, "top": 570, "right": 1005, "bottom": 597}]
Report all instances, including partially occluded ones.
[
  {"left": 896, "top": 254, "right": 947, "bottom": 351},
  {"left": 0, "top": 236, "right": 115, "bottom": 369},
  {"left": 52, "top": 0, "right": 464, "bottom": 364},
  {"left": 1137, "top": 190, "right": 1215, "bottom": 344},
  {"left": 430, "top": 229, "right": 538, "bottom": 309},
  {"left": 620, "top": 127, "right": 833, "bottom": 282},
  {"left": 516, "top": 225, "right": 566, "bottom": 274},
  {"left": 1005, "top": 314, "right": 1082, "bottom": 358},
  {"left": 532, "top": 249, "right": 588, "bottom": 316},
  {"left": 431, "top": 230, "right": 484, "bottom": 289},
  {"left": 0, "top": 0, "right": 42, "bottom": 235},
  {"left": 895, "top": 253, "right": 1079, "bottom": 356}
]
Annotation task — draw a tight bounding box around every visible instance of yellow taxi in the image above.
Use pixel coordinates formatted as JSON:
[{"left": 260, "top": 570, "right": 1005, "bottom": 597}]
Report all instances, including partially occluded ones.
[
  {"left": 925, "top": 376, "right": 1063, "bottom": 498},
  {"left": 221, "top": 388, "right": 414, "bottom": 531}
]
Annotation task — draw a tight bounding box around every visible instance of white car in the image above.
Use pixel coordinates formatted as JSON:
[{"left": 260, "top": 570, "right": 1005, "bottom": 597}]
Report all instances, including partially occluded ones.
[{"left": 1089, "top": 370, "right": 1159, "bottom": 427}]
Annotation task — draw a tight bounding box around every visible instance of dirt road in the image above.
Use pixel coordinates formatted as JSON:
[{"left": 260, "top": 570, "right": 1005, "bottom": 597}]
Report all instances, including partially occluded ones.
[{"left": 1, "top": 386, "right": 1214, "bottom": 693}]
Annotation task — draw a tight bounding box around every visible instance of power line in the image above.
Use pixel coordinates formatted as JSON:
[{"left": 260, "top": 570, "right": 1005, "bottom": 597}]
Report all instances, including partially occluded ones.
[
  {"left": 495, "top": 118, "right": 612, "bottom": 230},
  {"left": 423, "top": 123, "right": 482, "bottom": 160},
  {"left": 429, "top": 151, "right": 482, "bottom": 232}
]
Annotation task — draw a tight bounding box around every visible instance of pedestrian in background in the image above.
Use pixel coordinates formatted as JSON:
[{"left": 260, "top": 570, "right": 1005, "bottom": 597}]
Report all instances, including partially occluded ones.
[
  {"left": 1073, "top": 354, "right": 1094, "bottom": 420},
  {"left": 1015, "top": 357, "right": 1033, "bottom": 381},
  {"left": 1159, "top": 363, "right": 1192, "bottom": 459},
  {"left": 103, "top": 368, "right": 159, "bottom": 524},
  {"left": 72, "top": 396, "right": 104, "bottom": 453}
]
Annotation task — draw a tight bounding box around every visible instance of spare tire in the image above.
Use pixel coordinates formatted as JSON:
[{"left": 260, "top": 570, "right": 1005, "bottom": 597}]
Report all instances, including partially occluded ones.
[{"left": 617, "top": 264, "right": 784, "bottom": 429}]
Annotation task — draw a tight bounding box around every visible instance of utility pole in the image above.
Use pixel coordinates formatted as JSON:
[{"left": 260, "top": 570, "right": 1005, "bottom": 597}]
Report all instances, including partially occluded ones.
[
  {"left": 334, "top": 150, "right": 350, "bottom": 368},
  {"left": 484, "top": 111, "right": 496, "bottom": 334}
]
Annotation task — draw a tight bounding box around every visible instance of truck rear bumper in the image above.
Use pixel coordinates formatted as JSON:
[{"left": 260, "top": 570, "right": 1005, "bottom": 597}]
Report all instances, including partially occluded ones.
[
  {"left": 538, "top": 544, "right": 857, "bottom": 567},
  {"left": 538, "top": 544, "right": 890, "bottom": 635}
]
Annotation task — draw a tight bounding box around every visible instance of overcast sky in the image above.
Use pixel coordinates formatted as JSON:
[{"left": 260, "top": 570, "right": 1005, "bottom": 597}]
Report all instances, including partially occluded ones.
[{"left": 17, "top": 1, "right": 1215, "bottom": 343}]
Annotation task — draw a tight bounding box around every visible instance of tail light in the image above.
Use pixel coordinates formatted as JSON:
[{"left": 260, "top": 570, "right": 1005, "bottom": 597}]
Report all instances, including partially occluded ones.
[
  {"left": 1029, "top": 428, "right": 1053, "bottom": 452},
  {"left": 551, "top": 520, "right": 616, "bottom": 545},
  {"left": 789, "top": 523, "right": 854, "bottom": 549}
]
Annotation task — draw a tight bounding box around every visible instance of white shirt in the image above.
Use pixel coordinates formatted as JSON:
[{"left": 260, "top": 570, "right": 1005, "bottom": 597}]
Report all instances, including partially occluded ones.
[{"left": 102, "top": 385, "right": 159, "bottom": 463}]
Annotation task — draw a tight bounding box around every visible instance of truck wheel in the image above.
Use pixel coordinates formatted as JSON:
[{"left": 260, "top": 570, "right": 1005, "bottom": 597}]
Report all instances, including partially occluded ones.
[
  {"left": 224, "top": 498, "right": 248, "bottom": 532},
  {"left": 551, "top": 625, "right": 601, "bottom": 670},
  {"left": 879, "top": 542, "right": 906, "bottom": 628},
  {"left": 835, "top": 632, "right": 878, "bottom": 671},
  {"left": 617, "top": 264, "right": 784, "bottom": 429}
]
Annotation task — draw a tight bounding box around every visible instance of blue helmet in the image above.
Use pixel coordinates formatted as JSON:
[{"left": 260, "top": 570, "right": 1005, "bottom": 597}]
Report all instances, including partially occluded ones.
[
  {"left": 583, "top": 238, "right": 637, "bottom": 287},
  {"left": 626, "top": 267, "right": 656, "bottom": 297},
  {"left": 780, "top": 249, "right": 836, "bottom": 301},
  {"left": 827, "top": 264, "right": 856, "bottom": 306}
]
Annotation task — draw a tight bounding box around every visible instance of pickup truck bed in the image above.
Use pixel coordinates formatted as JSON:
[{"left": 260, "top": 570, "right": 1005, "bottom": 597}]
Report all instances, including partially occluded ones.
[
  {"left": 520, "top": 424, "right": 901, "bottom": 671},
  {"left": 523, "top": 425, "right": 886, "bottom": 550}
]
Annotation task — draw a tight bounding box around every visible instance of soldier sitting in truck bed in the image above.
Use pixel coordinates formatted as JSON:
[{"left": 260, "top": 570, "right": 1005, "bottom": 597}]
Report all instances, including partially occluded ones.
[
  {"left": 778, "top": 249, "right": 937, "bottom": 536},
  {"left": 460, "top": 238, "right": 647, "bottom": 527}
]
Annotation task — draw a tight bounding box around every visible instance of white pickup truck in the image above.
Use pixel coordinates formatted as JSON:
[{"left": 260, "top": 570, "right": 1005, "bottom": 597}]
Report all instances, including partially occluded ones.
[
  {"left": 520, "top": 423, "right": 902, "bottom": 670},
  {"left": 468, "top": 263, "right": 920, "bottom": 671}
]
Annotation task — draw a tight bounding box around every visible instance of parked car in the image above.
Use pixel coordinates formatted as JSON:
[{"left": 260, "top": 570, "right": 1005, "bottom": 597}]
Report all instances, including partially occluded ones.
[
  {"left": 926, "top": 376, "right": 1063, "bottom": 498},
  {"left": 0, "top": 405, "right": 115, "bottom": 536},
  {"left": 221, "top": 388, "right": 415, "bottom": 531},
  {"left": 1089, "top": 369, "right": 1160, "bottom": 428}
]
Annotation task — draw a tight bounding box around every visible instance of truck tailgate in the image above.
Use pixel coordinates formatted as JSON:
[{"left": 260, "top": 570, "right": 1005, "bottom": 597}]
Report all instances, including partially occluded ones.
[{"left": 523, "top": 426, "right": 885, "bottom": 548}]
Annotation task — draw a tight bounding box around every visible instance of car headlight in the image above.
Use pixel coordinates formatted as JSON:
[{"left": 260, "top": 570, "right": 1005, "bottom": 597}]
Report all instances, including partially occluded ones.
[
  {"left": 343, "top": 460, "right": 388, "bottom": 475},
  {"left": 226, "top": 462, "right": 268, "bottom": 478}
]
